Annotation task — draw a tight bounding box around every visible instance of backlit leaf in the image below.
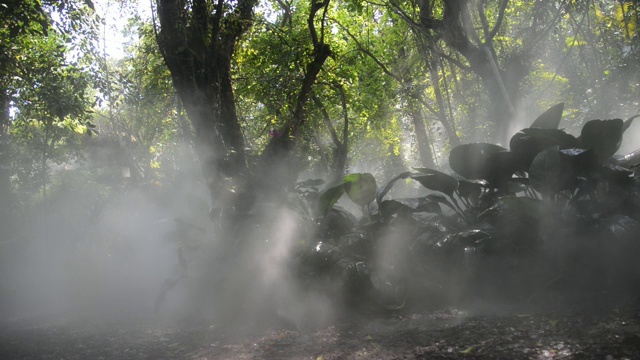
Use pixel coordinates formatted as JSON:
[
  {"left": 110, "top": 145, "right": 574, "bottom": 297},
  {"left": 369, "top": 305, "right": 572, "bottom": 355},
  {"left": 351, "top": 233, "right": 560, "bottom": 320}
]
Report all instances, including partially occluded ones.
[
  {"left": 530, "top": 103, "right": 564, "bottom": 129},
  {"left": 344, "top": 173, "right": 377, "bottom": 207}
]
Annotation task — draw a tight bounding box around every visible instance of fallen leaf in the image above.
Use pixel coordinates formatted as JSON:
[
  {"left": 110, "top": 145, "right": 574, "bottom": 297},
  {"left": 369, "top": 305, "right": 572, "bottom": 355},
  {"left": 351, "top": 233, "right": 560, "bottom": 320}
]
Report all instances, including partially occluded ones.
[{"left": 460, "top": 345, "right": 475, "bottom": 354}]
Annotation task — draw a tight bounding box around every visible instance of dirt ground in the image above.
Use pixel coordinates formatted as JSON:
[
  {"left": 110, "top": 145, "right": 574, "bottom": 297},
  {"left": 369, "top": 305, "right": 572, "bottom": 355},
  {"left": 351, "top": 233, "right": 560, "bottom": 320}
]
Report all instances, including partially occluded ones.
[{"left": 2, "top": 302, "right": 640, "bottom": 360}]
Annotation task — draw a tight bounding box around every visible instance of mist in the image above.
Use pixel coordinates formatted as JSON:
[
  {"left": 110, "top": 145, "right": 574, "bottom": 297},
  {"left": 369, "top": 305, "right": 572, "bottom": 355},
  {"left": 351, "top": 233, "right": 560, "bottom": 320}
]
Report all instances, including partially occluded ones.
[{"left": 2, "top": 0, "right": 640, "bottom": 358}]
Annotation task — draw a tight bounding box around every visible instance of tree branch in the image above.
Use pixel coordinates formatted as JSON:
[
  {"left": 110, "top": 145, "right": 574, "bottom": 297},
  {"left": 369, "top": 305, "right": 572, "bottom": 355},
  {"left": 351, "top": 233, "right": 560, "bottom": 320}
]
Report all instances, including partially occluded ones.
[
  {"left": 331, "top": 17, "right": 402, "bottom": 82},
  {"left": 311, "top": 93, "right": 341, "bottom": 147},
  {"left": 211, "top": 0, "right": 225, "bottom": 49},
  {"left": 488, "top": 0, "right": 509, "bottom": 41}
]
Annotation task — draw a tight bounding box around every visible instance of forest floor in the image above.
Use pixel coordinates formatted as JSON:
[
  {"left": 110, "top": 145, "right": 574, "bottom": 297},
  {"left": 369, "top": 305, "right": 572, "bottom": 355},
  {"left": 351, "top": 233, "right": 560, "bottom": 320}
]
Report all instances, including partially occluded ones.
[{"left": 2, "top": 300, "right": 640, "bottom": 360}]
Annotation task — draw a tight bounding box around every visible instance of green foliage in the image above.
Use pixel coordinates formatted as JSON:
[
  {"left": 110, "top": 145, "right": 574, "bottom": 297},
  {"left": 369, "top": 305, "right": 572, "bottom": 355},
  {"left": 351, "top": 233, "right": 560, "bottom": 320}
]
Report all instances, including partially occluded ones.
[
  {"left": 8, "top": 31, "right": 94, "bottom": 197},
  {"left": 90, "top": 16, "right": 185, "bottom": 185},
  {"left": 319, "top": 172, "right": 377, "bottom": 214},
  {"left": 305, "top": 104, "right": 640, "bottom": 310}
]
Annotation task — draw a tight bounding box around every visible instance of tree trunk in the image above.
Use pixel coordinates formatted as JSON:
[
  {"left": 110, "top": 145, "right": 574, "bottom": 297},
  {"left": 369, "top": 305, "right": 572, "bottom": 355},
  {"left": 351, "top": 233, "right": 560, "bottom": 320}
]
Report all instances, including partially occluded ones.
[
  {"left": 156, "top": 0, "right": 256, "bottom": 211},
  {"left": 414, "top": 0, "right": 528, "bottom": 143},
  {"left": 408, "top": 101, "right": 435, "bottom": 168},
  {"left": 259, "top": 0, "right": 332, "bottom": 190},
  {"left": 0, "top": 90, "right": 12, "bottom": 237},
  {"left": 311, "top": 91, "right": 348, "bottom": 183}
]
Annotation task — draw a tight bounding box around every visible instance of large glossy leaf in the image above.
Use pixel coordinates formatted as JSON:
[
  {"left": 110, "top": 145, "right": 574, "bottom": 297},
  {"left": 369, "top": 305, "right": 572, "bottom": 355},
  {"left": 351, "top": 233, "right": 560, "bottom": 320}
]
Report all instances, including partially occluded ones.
[
  {"left": 296, "top": 178, "right": 325, "bottom": 189},
  {"left": 434, "top": 229, "right": 493, "bottom": 253},
  {"left": 378, "top": 199, "right": 417, "bottom": 221},
  {"left": 478, "top": 197, "right": 545, "bottom": 244},
  {"left": 319, "top": 206, "right": 357, "bottom": 236},
  {"left": 479, "top": 196, "right": 544, "bottom": 219},
  {"left": 457, "top": 179, "right": 485, "bottom": 206},
  {"left": 580, "top": 118, "right": 624, "bottom": 162},
  {"left": 599, "top": 163, "right": 634, "bottom": 187},
  {"left": 528, "top": 146, "right": 579, "bottom": 194},
  {"left": 337, "top": 232, "right": 371, "bottom": 257},
  {"left": 425, "top": 193, "right": 456, "bottom": 211},
  {"left": 344, "top": 173, "right": 377, "bottom": 207},
  {"left": 560, "top": 148, "right": 598, "bottom": 176},
  {"left": 310, "top": 241, "right": 344, "bottom": 266},
  {"left": 449, "top": 143, "right": 507, "bottom": 181},
  {"left": 410, "top": 169, "right": 458, "bottom": 197},
  {"left": 610, "top": 148, "right": 640, "bottom": 169},
  {"left": 319, "top": 183, "right": 346, "bottom": 215},
  {"left": 623, "top": 114, "right": 639, "bottom": 132},
  {"left": 530, "top": 103, "right": 564, "bottom": 129},
  {"left": 484, "top": 150, "right": 518, "bottom": 186},
  {"left": 599, "top": 215, "right": 639, "bottom": 241},
  {"left": 379, "top": 198, "right": 442, "bottom": 215},
  {"left": 510, "top": 128, "right": 578, "bottom": 171}
]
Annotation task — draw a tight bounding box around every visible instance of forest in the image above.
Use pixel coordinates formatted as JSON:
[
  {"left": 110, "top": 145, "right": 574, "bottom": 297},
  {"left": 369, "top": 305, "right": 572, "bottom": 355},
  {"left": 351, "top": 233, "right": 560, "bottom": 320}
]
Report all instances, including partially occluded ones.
[{"left": 1, "top": 0, "right": 640, "bottom": 358}]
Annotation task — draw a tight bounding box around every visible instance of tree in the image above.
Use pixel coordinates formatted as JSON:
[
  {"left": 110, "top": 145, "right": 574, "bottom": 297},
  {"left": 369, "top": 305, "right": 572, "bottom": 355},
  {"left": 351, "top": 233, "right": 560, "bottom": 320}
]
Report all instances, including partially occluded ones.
[
  {"left": 0, "top": 0, "right": 95, "bottom": 235},
  {"left": 10, "top": 33, "right": 93, "bottom": 202},
  {"left": 93, "top": 18, "right": 184, "bottom": 185},
  {"left": 386, "top": 0, "right": 562, "bottom": 142},
  {"left": 155, "top": 0, "right": 258, "bottom": 212}
]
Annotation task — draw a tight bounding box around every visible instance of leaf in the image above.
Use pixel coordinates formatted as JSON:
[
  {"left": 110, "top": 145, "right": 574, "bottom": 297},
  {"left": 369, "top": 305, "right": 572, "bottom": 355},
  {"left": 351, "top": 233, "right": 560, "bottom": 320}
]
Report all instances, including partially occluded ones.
[
  {"left": 484, "top": 150, "right": 518, "bottom": 186},
  {"left": 319, "top": 183, "right": 346, "bottom": 215},
  {"left": 425, "top": 193, "right": 455, "bottom": 211},
  {"left": 579, "top": 119, "right": 624, "bottom": 162},
  {"left": 610, "top": 148, "right": 640, "bottom": 169},
  {"left": 614, "top": 2, "right": 636, "bottom": 39},
  {"left": 436, "top": 229, "right": 493, "bottom": 250},
  {"left": 528, "top": 146, "right": 579, "bottom": 194},
  {"left": 599, "top": 163, "right": 634, "bottom": 188},
  {"left": 416, "top": 199, "right": 442, "bottom": 214},
  {"left": 410, "top": 169, "right": 458, "bottom": 197},
  {"left": 623, "top": 114, "right": 639, "bottom": 132},
  {"left": 530, "top": 103, "right": 564, "bottom": 129},
  {"left": 599, "top": 215, "right": 639, "bottom": 241},
  {"left": 460, "top": 346, "right": 475, "bottom": 354},
  {"left": 478, "top": 197, "right": 546, "bottom": 245},
  {"left": 457, "top": 180, "right": 485, "bottom": 206},
  {"left": 297, "top": 178, "right": 325, "bottom": 189},
  {"left": 379, "top": 199, "right": 416, "bottom": 219},
  {"left": 449, "top": 143, "right": 507, "bottom": 181},
  {"left": 433, "top": 230, "right": 494, "bottom": 265},
  {"left": 510, "top": 128, "right": 578, "bottom": 172},
  {"left": 344, "top": 173, "right": 377, "bottom": 207}
]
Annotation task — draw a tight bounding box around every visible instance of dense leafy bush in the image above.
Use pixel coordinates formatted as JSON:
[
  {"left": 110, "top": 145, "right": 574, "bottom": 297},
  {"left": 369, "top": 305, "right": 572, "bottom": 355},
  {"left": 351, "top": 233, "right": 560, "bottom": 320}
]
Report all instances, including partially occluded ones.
[{"left": 300, "top": 104, "right": 640, "bottom": 311}]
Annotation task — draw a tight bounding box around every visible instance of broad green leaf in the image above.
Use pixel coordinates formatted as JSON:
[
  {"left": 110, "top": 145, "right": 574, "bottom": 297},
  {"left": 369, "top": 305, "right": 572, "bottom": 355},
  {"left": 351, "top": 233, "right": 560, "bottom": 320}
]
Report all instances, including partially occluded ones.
[
  {"left": 344, "top": 173, "right": 377, "bottom": 207},
  {"left": 319, "top": 183, "right": 346, "bottom": 215}
]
